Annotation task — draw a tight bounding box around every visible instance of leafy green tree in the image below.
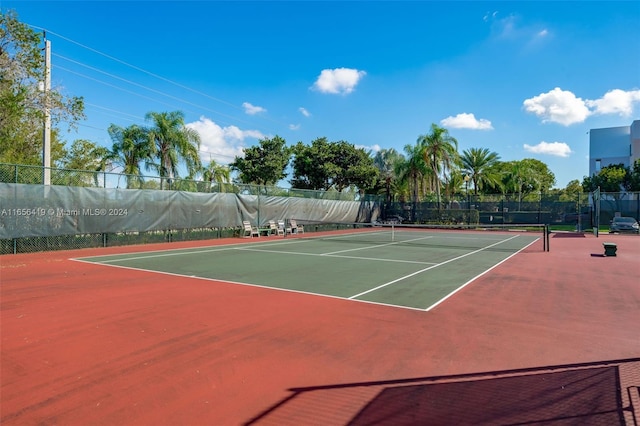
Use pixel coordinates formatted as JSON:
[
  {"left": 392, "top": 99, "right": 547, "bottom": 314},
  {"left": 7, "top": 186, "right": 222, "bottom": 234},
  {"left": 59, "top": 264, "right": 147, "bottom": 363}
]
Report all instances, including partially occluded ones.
[
  {"left": 460, "top": 147, "right": 501, "bottom": 195},
  {"left": 56, "top": 139, "right": 109, "bottom": 186},
  {"left": 0, "top": 10, "right": 84, "bottom": 165},
  {"left": 418, "top": 124, "right": 459, "bottom": 209},
  {"left": 489, "top": 158, "right": 555, "bottom": 201},
  {"left": 146, "top": 111, "right": 201, "bottom": 188},
  {"left": 291, "top": 137, "right": 378, "bottom": 192},
  {"left": 290, "top": 137, "right": 333, "bottom": 190},
  {"left": 107, "top": 124, "right": 152, "bottom": 188},
  {"left": 582, "top": 163, "right": 628, "bottom": 192},
  {"left": 628, "top": 159, "right": 640, "bottom": 191},
  {"left": 335, "top": 142, "right": 379, "bottom": 192},
  {"left": 230, "top": 135, "right": 290, "bottom": 186},
  {"left": 553, "top": 179, "right": 584, "bottom": 202},
  {"left": 521, "top": 158, "right": 556, "bottom": 193},
  {"left": 565, "top": 179, "right": 583, "bottom": 194}
]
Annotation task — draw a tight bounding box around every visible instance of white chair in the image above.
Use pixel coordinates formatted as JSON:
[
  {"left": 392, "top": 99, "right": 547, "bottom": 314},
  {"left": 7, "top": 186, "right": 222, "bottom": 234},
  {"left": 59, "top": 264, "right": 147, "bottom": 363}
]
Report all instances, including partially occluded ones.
[
  {"left": 277, "top": 220, "right": 289, "bottom": 236},
  {"left": 276, "top": 221, "right": 284, "bottom": 236},
  {"left": 289, "top": 219, "right": 304, "bottom": 234},
  {"left": 242, "top": 220, "right": 260, "bottom": 238},
  {"left": 265, "top": 220, "right": 278, "bottom": 236}
]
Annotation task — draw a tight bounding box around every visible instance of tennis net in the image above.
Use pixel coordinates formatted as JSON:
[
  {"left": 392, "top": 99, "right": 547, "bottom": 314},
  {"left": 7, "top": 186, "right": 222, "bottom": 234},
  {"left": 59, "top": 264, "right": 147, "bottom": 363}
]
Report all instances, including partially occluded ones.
[{"left": 285, "top": 220, "right": 550, "bottom": 252}]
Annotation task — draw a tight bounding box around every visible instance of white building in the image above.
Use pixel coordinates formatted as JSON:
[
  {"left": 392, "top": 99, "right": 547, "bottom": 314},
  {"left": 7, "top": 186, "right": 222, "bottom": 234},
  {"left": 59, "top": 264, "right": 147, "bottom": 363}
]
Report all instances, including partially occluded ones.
[{"left": 589, "top": 119, "right": 640, "bottom": 176}]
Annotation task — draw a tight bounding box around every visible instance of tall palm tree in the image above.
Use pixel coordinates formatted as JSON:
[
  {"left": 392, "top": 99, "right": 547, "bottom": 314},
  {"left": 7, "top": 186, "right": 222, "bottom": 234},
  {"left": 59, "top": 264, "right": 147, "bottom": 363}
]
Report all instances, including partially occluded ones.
[
  {"left": 460, "top": 147, "right": 501, "bottom": 196},
  {"left": 419, "top": 124, "right": 459, "bottom": 209},
  {"left": 373, "top": 148, "right": 403, "bottom": 203},
  {"left": 146, "top": 111, "right": 201, "bottom": 188},
  {"left": 396, "top": 142, "right": 430, "bottom": 220},
  {"left": 107, "top": 124, "right": 152, "bottom": 188}
]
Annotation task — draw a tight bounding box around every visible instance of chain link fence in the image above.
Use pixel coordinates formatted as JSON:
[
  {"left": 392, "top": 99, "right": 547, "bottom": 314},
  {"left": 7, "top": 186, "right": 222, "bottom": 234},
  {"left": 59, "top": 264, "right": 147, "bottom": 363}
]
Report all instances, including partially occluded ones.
[
  {"left": 0, "top": 163, "right": 384, "bottom": 254},
  {"left": 381, "top": 191, "right": 640, "bottom": 231},
  {"left": 2, "top": 163, "right": 637, "bottom": 254}
]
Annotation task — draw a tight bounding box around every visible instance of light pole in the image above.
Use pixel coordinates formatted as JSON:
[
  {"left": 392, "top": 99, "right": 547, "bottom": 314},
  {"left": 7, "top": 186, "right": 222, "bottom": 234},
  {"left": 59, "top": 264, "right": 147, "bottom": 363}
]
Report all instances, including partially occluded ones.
[{"left": 464, "top": 174, "right": 471, "bottom": 220}]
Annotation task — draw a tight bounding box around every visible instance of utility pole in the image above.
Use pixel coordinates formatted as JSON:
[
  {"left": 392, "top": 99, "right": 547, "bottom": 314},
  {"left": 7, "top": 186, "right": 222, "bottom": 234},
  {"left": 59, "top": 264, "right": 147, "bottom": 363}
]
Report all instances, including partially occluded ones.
[{"left": 43, "top": 36, "right": 51, "bottom": 185}]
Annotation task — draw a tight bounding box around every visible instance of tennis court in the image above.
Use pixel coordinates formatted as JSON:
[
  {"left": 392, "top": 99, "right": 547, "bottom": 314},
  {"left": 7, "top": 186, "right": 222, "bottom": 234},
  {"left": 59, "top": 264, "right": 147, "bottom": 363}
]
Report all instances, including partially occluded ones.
[
  {"left": 74, "top": 225, "right": 544, "bottom": 311},
  {"left": 2, "top": 227, "right": 639, "bottom": 425}
]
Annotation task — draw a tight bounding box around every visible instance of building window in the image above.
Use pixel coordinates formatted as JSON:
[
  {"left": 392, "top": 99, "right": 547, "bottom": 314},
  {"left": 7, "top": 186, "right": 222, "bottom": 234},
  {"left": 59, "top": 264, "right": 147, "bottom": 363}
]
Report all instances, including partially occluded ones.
[{"left": 595, "top": 159, "right": 601, "bottom": 172}]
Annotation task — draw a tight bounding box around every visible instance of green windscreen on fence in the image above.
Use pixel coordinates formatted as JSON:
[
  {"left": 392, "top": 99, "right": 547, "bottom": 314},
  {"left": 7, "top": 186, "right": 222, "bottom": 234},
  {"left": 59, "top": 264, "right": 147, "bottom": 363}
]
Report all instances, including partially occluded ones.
[{"left": 0, "top": 183, "right": 380, "bottom": 240}]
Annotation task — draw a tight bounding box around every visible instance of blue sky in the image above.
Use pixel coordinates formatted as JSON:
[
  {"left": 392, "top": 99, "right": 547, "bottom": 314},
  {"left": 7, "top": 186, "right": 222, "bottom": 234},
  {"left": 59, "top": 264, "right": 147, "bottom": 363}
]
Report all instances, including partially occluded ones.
[{"left": 4, "top": 1, "right": 640, "bottom": 188}]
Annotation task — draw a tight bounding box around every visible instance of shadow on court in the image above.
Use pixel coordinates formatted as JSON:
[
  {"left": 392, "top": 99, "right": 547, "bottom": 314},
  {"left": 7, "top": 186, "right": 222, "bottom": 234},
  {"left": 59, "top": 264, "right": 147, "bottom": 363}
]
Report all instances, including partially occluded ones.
[{"left": 245, "top": 358, "right": 640, "bottom": 426}]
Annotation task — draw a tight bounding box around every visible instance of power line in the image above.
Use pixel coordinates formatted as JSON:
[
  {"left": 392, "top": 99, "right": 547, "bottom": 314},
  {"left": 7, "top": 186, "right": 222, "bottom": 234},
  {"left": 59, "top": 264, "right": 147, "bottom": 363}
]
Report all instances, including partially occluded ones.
[
  {"left": 85, "top": 103, "right": 145, "bottom": 122},
  {"left": 53, "top": 53, "right": 258, "bottom": 127},
  {"left": 32, "top": 24, "right": 290, "bottom": 130},
  {"left": 31, "top": 25, "right": 243, "bottom": 111}
]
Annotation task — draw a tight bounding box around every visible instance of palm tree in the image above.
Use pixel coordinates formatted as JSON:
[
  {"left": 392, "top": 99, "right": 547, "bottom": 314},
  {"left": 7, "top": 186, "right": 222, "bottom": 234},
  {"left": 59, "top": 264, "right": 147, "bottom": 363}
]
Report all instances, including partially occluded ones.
[
  {"left": 146, "top": 111, "right": 201, "bottom": 189},
  {"left": 396, "top": 142, "right": 430, "bottom": 221},
  {"left": 442, "top": 169, "right": 465, "bottom": 204},
  {"left": 202, "top": 159, "right": 231, "bottom": 192},
  {"left": 460, "top": 147, "right": 501, "bottom": 196},
  {"left": 419, "top": 124, "right": 459, "bottom": 209},
  {"left": 373, "top": 148, "right": 403, "bottom": 203},
  {"left": 107, "top": 124, "right": 152, "bottom": 188}
]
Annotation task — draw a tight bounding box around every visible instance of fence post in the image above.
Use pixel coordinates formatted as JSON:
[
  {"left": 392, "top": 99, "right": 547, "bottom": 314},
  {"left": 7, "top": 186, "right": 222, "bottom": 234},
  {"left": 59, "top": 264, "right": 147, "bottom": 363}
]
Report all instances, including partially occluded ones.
[{"left": 538, "top": 191, "right": 542, "bottom": 224}]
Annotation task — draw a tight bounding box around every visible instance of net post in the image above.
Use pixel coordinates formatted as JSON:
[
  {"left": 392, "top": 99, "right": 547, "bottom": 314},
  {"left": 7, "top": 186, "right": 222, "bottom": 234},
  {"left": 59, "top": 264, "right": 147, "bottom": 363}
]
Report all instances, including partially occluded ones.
[{"left": 544, "top": 224, "right": 550, "bottom": 252}]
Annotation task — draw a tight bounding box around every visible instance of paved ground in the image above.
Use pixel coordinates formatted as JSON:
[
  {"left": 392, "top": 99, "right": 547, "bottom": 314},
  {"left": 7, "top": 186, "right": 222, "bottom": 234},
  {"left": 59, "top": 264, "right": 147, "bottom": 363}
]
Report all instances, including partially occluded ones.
[{"left": 1, "top": 233, "right": 639, "bottom": 425}]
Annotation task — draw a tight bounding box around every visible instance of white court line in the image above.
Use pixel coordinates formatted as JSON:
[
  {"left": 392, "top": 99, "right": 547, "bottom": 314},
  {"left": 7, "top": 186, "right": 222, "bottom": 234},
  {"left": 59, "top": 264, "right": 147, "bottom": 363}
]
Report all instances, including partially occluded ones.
[
  {"left": 80, "top": 230, "right": 422, "bottom": 264},
  {"left": 70, "top": 259, "right": 428, "bottom": 312},
  {"left": 424, "top": 237, "right": 540, "bottom": 311},
  {"left": 348, "top": 234, "right": 521, "bottom": 300},
  {"left": 233, "top": 246, "right": 437, "bottom": 265},
  {"left": 70, "top": 233, "right": 539, "bottom": 312},
  {"left": 73, "top": 230, "right": 394, "bottom": 263},
  {"left": 74, "top": 238, "right": 310, "bottom": 263},
  {"left": 320, "top": 235, "right": 435, "bottom": 256}
]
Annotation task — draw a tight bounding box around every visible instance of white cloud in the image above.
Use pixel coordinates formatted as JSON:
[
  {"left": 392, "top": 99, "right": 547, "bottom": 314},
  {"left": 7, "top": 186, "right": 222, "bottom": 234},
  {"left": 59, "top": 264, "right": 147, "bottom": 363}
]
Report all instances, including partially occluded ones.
[
  {"left": 299, "top": 107, "right": 311, "bottom": 117},
  {"left": 523, "top": 87, "right": 590, "bottom": 126},
  {"left": 186, "top": 116, "right": 264, "bottom": 163},
  {"left": 440, "top": 113, "right": 493, "bottom": 130},
  {"left": 289, "top": 123, "right": 301, "bottom": 131},
  {"left": 586, "top": 89, "right": 640, "bottom": 116},
  {"left": 524, "top": 87, "right": 640, "bottom": 125},
  {"left": 484, "top": 12, "right": 551, "bottom": 48},
  {"left": 524, "top": 141, "right": 572, "bottom": 157},
  {"left": 312, "top": 68, "right": 366, "bottom": 95},
  {"left": 355, "top": 143, "right": 381, "bottom": 153},
  {"left": 242, "top": 102, "right": 266, "bottom": 115},
  {"left": 537, "top": 29, "right": 549, "bottom": 38}
]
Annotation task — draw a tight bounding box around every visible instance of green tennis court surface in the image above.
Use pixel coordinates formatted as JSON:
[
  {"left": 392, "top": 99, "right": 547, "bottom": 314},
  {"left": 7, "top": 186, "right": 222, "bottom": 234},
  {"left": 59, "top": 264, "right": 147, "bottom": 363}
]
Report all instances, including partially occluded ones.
[{"left": 74, "top": 228, "right": 542, "bottom": 310}]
